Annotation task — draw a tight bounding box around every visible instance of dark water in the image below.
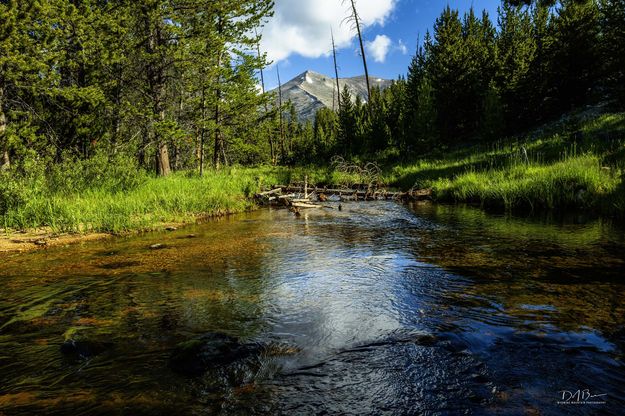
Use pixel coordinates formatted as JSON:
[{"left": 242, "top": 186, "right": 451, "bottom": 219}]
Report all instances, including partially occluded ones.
[{"left": 1, "top": 202, "right": 624, "bottom": 415}]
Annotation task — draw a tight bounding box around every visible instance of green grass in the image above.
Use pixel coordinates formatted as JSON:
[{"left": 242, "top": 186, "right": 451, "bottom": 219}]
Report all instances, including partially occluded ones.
[
  {"left": 2, "top": 111, "right": 624, "bottom": 234},
  {"left": 385, "top": 111, "right": 625, "bottom": 216},
  {"left": 2, "top": 167, "right": 273, "bottom": 233}
]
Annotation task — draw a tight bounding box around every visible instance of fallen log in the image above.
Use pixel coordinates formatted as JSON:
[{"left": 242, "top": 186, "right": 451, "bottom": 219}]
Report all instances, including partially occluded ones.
[
  {"left": 258, "top": 188, "right": 283, "bottom": 197},
  {"left": 291, "top": 202, "right": 321, "bottom": 209}
]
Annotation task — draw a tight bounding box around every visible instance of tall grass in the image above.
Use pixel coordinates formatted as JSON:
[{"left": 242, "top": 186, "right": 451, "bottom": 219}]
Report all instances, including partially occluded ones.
[
  {"left": 2, "top": 111, "right": 624, "bottom": 233},
  {"left": 385, "top": 112, "right": 625, "bottom": 215},
  {"left": 0, "top": 162, "right": 364, "bottom": 233},
  {"left": 433, "top": 155, "right": 620, "bottom": 211}
]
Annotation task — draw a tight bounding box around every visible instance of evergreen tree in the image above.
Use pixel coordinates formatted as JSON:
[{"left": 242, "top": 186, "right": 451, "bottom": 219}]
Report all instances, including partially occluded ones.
[
  {"left": 550, "top": 0, "right": 600, "bottom": 112},
  {"left": 496, "top": 1, "right": 536, "bottom": 131},
  {"left": 429, "top": 6, "right": 465, "bottom": 144},
  {"left": 524, "top": 3, "right": 554, "bottom": 122},
  {"left": 338, "top": 86, "right": 357, "bottom": 157},
  {"left": 314, "top": 107, "right": 339, "bottom": 159},
  {"left": 0, "top": 0, "right": 56, "bottom": 169},
  {"left": 481, "top": 81, "right": 505, "bottom": 141},
  {"left": 600, "top": 0, "right": 625, "bottom": 107}
]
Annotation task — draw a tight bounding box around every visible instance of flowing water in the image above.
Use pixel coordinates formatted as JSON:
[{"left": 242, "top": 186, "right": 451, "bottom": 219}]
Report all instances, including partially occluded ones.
[{"left": 0, "top": 202, "right": 624, "bottom": 415}]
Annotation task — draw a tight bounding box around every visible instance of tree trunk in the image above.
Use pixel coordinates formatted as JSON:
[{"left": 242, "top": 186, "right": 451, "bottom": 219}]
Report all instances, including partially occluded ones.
[
  {"left": 255, "top": 30, "right": 275, "bottom": 165},
  {"left": 156, "top": 109, "right": 171, "bottom": 176},
  {"left": 143, "top": 3, "right": 171, "bottom": 176},
  {"left": 350, "top": 0, "right": 371, "bottom": 102},
  {"left": 213, "top": 17, "right": 225, "bottom": 169},
  {"left": 332, "top": 28, "right": 342, "bottom": 113},
  {"left": 0, "top": 85, "right": 9, "bottom": 170},
  {"left": 199, "top": 86, "right": 206, "bottom": 176},
  {"left": 213, "top": 72, "right": 223, "bottom": 169},
  {"left": 277, "top": 65, "right": 285, "bottom": 161}
]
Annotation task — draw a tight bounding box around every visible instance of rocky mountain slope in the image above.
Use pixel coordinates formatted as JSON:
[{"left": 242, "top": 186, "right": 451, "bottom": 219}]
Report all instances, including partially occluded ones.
[{"left": 270, "top": 70, "right": 392, "bottom": 120}]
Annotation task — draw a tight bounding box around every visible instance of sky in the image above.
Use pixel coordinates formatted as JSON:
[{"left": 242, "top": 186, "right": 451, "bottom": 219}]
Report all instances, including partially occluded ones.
[{"left": 259, "top": 0, "right": 501, "bottom": 90}]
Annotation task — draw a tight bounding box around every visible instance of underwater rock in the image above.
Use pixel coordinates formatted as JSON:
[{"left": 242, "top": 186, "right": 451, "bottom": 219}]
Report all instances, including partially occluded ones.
[
  {"left": 169, "top": 332, "right": 262, "bottom": 377},
  {"left": 60, "top": 339, "right": 113, "bottom": 359}
]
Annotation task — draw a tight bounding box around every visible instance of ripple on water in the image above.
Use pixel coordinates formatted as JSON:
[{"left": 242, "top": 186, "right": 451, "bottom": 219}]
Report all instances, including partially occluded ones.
[{"left": 0, "top": 202, "right": 624, "bottom": 415}]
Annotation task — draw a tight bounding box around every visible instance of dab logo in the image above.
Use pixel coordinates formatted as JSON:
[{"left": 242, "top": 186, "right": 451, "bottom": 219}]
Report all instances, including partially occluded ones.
[{"left": 557, "top": 389, "right": 607, "bottom": 405}]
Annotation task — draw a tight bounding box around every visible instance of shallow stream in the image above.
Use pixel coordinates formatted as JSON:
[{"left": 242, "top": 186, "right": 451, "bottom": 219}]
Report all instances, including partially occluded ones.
[{"left": 1, "top": 202, "right": 624, "bottom": 415}]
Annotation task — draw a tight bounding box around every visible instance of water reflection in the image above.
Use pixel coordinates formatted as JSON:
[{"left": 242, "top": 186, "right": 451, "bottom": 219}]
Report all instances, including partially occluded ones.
[{"left": 0, "top": 202, "right": 624, "bottom": 415}]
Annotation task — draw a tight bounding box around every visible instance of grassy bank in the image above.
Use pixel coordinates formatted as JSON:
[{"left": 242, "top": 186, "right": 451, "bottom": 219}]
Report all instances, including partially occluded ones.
[
  {"left": 386, "top": 111, "right": 625, "bottom": 216},
  {"left": 0, "top": 162, "right": 360, "bottom": 234},
  {"left": 2, "top": 111, "right": 624, "bottom": 236}
]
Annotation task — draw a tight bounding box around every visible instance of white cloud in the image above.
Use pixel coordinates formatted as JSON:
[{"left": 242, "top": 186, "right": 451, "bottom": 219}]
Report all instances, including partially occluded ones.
[
  {"left": 397, "top": 39, "right": 408, "bottom": 55},
  {"left": 260, "top": 0, "right": 396, "bottom": 64},
  {"left": 366, "top": 34, "right": 392, "bottom": 63}
]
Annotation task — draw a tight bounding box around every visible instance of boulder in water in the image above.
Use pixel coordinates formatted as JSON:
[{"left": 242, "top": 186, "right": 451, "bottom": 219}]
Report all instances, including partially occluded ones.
[
  {"left": 60, "top": 339, "right": 113, "bottom": 359},
  {"left": 169, "top": 332, "right": 261, "bottom": 376}
]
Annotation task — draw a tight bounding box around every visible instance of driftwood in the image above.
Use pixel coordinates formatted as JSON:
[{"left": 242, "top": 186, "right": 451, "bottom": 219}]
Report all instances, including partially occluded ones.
[
  {"left": 255, "top": 182, "right": 432, "bottom": 206},
  {"left": 292, "top": 202, "right": 321, "bottom": 209},
  {"left": 260, "top": 188, "right": 282, "bottom": 196}
]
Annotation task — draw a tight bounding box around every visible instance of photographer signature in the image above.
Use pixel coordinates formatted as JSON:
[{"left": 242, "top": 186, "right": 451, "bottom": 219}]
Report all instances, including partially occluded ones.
[{"left": 557, "top": 389, "right": 607, "bottom": 405}]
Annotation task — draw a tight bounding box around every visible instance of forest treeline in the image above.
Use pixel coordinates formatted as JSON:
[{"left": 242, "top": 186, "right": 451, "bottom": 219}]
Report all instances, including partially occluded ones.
[
  {"left": 300, "top": 0, "right": 625, "bottom": 163},
  {"left": 0, "top": 0, "right": 624, "bottom": 178},
  {"left": 0, "top": 0, "right": 275, "bottom": 177}
]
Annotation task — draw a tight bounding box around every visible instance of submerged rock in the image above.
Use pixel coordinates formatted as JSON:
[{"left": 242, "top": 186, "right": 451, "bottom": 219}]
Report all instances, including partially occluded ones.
[
  {"left": 169, "top": 332, "right": 262, "bottom": 376},
  {"left": 60, "top": 339, "right": 113, "bottom": 359}
]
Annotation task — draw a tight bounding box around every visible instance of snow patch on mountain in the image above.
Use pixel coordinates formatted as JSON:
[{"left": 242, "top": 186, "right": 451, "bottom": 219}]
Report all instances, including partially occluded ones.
[{"left": 270, "top": 70, "right": 392, "bottom": 121}]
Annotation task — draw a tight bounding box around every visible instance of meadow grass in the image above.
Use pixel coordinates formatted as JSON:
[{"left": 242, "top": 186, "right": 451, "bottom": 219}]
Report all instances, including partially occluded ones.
[
  {"left": 385, "top": 111, "right": 625, "bottom": 215},
  {"left": 2, "top": 111, "right": 624, "bottom": 234},
  {"left": 2, "top": 167, "right": 274, "bottom": 233}
]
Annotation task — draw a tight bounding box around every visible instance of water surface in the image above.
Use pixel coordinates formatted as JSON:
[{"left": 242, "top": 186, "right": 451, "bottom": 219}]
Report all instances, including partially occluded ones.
[{"left": 1, "top": 202, "right": 624, "bottom": 415}]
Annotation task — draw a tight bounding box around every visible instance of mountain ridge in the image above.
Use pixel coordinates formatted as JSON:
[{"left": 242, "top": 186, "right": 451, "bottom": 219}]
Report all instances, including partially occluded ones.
[{"left": 270, "top": 70, "right": 393, "bottom": 121}]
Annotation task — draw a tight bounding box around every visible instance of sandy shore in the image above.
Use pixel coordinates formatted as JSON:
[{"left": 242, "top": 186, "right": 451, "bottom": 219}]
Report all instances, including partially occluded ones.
[{"left": 0, "top": 229, "right": 113, "bottom": 253}]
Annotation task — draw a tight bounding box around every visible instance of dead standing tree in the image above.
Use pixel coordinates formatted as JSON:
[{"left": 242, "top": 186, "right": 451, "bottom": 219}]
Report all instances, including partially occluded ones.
[
  {"left": 276, "top": 65, "right": 286, "bottom": 161},
  {"left": 342, "top": 0, "right": 371, "bottom": 102},
  {"left": 255, "top": 28, "right": 276, "bottom": 165},
  {"left": 331, "top": 27, "right": 342, "bottom": 113}
]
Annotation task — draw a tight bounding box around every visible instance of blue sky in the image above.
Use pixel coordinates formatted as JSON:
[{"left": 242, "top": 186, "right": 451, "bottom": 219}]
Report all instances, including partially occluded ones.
[{"left": 260, "top": 0, "right": 501, "bottom": 90}]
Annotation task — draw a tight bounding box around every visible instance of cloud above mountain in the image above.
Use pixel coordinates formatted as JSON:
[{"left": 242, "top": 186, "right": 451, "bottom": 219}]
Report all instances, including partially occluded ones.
[
  {"left": 260, "top": 0, "right": 397, "bottom": 64},
  {"left": 366, "top": 35, "right": 392, "bottom": 63}
]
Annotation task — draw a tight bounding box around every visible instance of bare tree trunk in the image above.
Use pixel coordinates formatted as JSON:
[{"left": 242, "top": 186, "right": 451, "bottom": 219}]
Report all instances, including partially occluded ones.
[
  {"left": 154, "top": 83, "right": 171, "bottom": 176},
  {"left": 199, "top": 86, "right": 206, "bottom": 176},
  {"left": 213, "top": 17, "right": 225, "bottom": 169},
  {"left": 110, "top": 63, "right": 123, "bottom": 158},
  {"left": 332, "top": 28, "right": 342, "bottom": 113},
  {"left": 349, "top": 0, "right": 371, "bottom": 101},
  {"left": 277, "top": 65, "right": 285, "bottom": 161},
  {"left": 143, "top": 4, "right": 171, "bottom": 176},
  {"left": 213, "top": 53, "right": 224, "bottom": 169},
  {"left": 156, "top": 109, "right": 171, "bottom": 176},
  {"left": 0, "top": 85, "right": 9, "bottom": 170},
  {"left": 255, "top": 29, "right": 275, "bottom": 165}
]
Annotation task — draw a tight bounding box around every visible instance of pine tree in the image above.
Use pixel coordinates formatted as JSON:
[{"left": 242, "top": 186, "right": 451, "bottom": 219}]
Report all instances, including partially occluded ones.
[
  {"left": 481, "top": 81, "right": 505, "bottom": 141},
  {"left": 0, "top": 0, "right": 56, "bottom": 169},
  {"left": 600, "top": 0, "right": 625, "bottom": 107},
  {"left": 314, "top": 107, "right": 339, "bottom": 158},
  {"left": 413, "top": 76, "right": 438, "bottom": 150},
  {"left": 496, "top": 1, "right": 537, "bottom": 131},
  {"left": 550, "top": 0, "right": 600, "bottom": 112},
  {"left": 524, "top": 3, "right": 554, "bottom": 122},
  {"left": 338, "top": 86, "right": 356, "bottom": 157},
  {"left": 429, "top": 6, "right": 465, "bottom": 144},
  {"left": 366, "top": 87, "right": 389, "bottom": 153}
]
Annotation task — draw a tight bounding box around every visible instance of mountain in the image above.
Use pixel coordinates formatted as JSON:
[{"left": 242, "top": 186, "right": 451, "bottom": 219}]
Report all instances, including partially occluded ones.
[{"left": 270, "top": 70, "right": 393, "bottom": 121}]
